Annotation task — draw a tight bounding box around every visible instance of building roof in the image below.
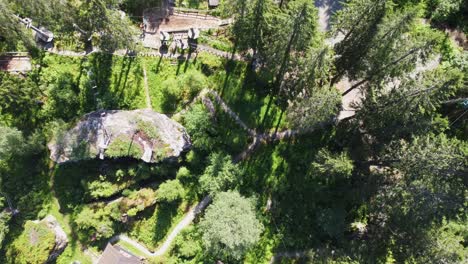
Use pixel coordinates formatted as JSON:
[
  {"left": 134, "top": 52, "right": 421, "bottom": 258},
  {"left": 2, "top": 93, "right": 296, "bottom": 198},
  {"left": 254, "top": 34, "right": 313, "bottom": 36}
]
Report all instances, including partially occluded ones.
[{"left": 98, "top": 244, "right": 143, "bottom": 264}]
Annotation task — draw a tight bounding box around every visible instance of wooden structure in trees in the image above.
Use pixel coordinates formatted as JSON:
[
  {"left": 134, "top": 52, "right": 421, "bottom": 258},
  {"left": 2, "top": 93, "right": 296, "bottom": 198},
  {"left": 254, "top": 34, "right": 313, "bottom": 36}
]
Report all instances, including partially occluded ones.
[{"left": 15, "top": 15, "right": 54, "bottom": 42}]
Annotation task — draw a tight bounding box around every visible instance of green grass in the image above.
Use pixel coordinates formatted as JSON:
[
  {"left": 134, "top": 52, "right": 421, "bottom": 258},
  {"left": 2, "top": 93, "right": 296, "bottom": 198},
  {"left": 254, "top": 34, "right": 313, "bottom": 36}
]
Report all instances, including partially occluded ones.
[
  {"left": 106, "top": 136, "right": 144, "bottom": 159},
  {"left": 115, "top": 240, "right": 150, "bottom": 258},
  {"left": 39, "top": 53, "right": 146, "bottom": 119},
  {"left": 128, "top": 201, "right": 189, "bottom": 251},
  {"left": 48, "top": 199, "right": 93, "bottom": 264},
  {"left": 199, "top": 32, "right": 235, "bottom": 52}
]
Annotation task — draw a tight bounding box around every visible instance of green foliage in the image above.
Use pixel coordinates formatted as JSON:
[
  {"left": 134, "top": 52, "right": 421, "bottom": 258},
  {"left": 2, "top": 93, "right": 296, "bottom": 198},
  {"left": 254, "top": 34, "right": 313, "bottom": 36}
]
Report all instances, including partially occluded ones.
[
  {"left": 74, "top": 205, "right": 114, "bottom": 241},
  {"left": 183, "top": 104, "right": 217, "bottom": 150},
  {"left": 0, "top": 125, "right": 26, "bottom": 161},
  {"left": 0, "top": 0, "right": 34, "bottom": 52},
  {"left": 311, "top": 149, "right": 354, "bottom": 179},
  {"left": 357, "top": 67, "right": 463, "bottom": 143},
  {"left": 199, "top": 191, "right": 263, "bottom": 261},
  {"left": 161, "top": 69, "right": 207, "bottom": 112},
  {"left": 106, "top": 136, "right": 144, "bottom": 159},
  {"left": 0, "top": 72, "right": 41, "bottom": 130},
  {"left": 129, "top": 202, "right": 187, "bottom": 251},
  {"left": 428, "top": 0, "right": 467, "bottom": 32},
  {"left": 157, "top": 179, "right": 185, "bottom": 203},
  {"left": 7, "top": 221, "right": 56, "bottom": 264},
  {"left": 83, "top": 172, "right": 135, "bottom": 200},
  {"left": 175, "top": 166, "right": 192, "bottom": 182},
  {"left": 119, "top": 188, "right": 157, "bottom": 216},
  {"left": 136, "top": 119, "right": 159, "bottom": 141},
  {"left": 171, "top": 226, "right": 202, "bottom": 260},
  {"left": 0, "top": 210, "right": 11, "bottom": 249},
  {"left": 287, "top": 87, "right": 341, "bottom": 129},
  {"left": 199, "top": 152, "right": 242, "bottom": 196}
]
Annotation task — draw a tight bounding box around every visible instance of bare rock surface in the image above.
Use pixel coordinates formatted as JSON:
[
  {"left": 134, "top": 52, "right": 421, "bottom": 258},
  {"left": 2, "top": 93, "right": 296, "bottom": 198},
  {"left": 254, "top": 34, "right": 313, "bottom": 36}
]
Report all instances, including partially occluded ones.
[{"left": 48, "top": 109, "right": 191, "bottom": 163}]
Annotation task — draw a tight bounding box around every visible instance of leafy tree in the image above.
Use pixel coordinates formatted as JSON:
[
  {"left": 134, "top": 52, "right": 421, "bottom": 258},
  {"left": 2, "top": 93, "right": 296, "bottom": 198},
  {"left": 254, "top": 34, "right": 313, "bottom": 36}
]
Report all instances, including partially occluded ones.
[
  {"left": 74, "top": 205, "right": 114, "bottom": 241},
  {"left": 287, "top": 87, "right": 341, "bottom": 130},
  {"left": 356, "top": 67, "right": 463, "bottom": 143},
  {"left": 0, "top": 72, "right": 41, "bottom": 130},
  {"left": 311, "top": 149, "right": 354, "bottom": 179},
  {"left": 199, "top": 191, "right": 263, "bottom": 261},
  {"left": 157, "top": 179, "right": 185, "bottom": 203},
  {"left": 199, "top": 152, "right": 242, "bottom": 196},
  {"left": 366, "top": 134, "right": 466, "bottom": 261},
  {"left": 73, "top": 0, "right": 138, "bottom": 51},
  {"left": 0, "top": 0, "right": 34, "bottom": 51},
  {"left": 265, "top": 0, "right": 318, "bottom": 90},
  {"left": 332, "top": 1, "right": 442, "bottom": 95},
  {"left": 0, "top": 196, "right": 11, "bottom": 250},
  {"left": 183, "top": 104, "right": 218, "bottom": 150},
  {"left": 428, "top": 0, "right": 468, "bottom": 32},
  {"left": 0, "top": 125, "right": 26, "bottom": 161}
]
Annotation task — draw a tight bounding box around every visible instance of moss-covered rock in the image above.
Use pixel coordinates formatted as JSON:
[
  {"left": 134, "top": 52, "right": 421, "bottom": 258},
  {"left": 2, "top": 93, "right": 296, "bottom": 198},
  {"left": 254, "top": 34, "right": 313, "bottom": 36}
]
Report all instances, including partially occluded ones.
[{"left": 48, "top": 109, "right": 191, "bottom": 163}]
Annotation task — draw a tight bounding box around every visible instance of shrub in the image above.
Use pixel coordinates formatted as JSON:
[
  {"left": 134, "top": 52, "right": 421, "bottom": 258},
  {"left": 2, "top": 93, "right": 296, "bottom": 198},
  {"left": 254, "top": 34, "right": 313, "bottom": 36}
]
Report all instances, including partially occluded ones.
[
  {"left": 74, "top": 205, "right": 115, "bottom": 241},
  {"left": 157, "top": 179, "right": 185, "bottom": 203},
  {"left": 199, "top": 152, "right": 242, "bottom": 196},
  {"left": 136, "top": 119, "right": 159, "bottom": 141},
  {"left": 176, "top": 166, "right": 191, "bottom": 181},
  {"left": 106, "top": 136, "right": 143, "bottom": 159}
]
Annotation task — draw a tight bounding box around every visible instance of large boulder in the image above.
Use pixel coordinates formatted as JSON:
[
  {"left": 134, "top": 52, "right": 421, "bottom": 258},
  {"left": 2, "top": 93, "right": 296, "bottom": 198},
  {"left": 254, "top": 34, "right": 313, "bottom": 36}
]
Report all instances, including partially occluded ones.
[
  {"left": 6, "top": 215, "right": 68, "bottom": 263},
  {"left": 48, "top": 109, "right": 191, "bottom": 163}
]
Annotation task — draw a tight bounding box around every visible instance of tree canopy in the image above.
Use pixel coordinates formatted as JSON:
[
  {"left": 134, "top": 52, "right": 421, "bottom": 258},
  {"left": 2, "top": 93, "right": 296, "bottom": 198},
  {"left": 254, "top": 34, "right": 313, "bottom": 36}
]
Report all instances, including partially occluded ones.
[{"left": 199, "top": 191, "right": 263, "bottom": 261}]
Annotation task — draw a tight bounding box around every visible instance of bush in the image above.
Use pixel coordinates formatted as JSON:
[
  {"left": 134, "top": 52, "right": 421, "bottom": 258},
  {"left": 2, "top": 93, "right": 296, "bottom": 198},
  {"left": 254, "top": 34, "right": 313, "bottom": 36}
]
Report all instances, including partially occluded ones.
[
  {"left": 136, "top": 119, "right": 159, "bottom": 141},
  {"left": 199, "top": 152, "right": 242, "bottom": 196},
  {"left": 161, "top": 70, "right": 207, "bottom": 112},
  {"left": 73, "top": 205, "right": 115, "bottom": 241},
  {"left": 176, "top": 166, "right": 191, "bottom": 181},
  {"left": 157, "top": 179, "right": 185, "bottom": 203},
  {"left": 183, "top": 104, "right": 217, "bottom": 150},
  {"left": 106, "top": 136, "right": 144, "bottom": 159},
  {"left": 172, "top": 226, "right": 202, "bottom": 259}
]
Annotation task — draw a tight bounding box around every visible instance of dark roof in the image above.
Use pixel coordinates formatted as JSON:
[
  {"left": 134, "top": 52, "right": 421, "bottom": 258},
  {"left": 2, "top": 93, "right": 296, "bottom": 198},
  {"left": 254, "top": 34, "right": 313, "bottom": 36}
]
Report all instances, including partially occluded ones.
[
  {"left": 208, "top": 0, "right": 219, "bottom": 7},
  {"left": 98, "top": 244, "right": 142, "bottom": 264}
]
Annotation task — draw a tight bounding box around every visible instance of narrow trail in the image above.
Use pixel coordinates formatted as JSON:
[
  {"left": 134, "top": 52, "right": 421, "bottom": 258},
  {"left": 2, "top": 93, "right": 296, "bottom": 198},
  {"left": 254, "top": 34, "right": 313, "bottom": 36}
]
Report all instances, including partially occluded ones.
[
  {"left": 110, "top": 196, "right": 212, "bottom": 258},
  {"left": 142, "top": 63, "right": 152, "bottom": 109}
]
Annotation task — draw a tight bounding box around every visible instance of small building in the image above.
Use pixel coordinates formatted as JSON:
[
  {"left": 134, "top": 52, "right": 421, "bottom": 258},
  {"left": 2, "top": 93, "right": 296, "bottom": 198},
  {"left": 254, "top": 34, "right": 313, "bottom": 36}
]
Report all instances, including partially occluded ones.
[
  {"left": 98, "top": 243, "right": 143, "bottom": 264},
  {"left": 208, "top": 0, "right": 219, "bottom": 8}
]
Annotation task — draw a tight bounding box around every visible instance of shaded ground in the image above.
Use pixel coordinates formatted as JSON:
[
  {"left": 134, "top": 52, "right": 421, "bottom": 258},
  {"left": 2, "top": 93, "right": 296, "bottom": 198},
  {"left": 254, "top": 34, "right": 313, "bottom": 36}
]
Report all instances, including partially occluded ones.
[{"left": 315, "top": 0, "right": 342, "bottom": 32}]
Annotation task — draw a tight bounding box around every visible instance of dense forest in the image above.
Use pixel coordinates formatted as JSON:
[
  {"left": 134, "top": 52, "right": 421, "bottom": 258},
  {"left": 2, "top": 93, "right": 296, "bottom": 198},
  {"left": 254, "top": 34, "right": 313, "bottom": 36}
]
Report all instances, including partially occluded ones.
[{"left": 0, "top": 0, "right": 466, "bottom": 263}]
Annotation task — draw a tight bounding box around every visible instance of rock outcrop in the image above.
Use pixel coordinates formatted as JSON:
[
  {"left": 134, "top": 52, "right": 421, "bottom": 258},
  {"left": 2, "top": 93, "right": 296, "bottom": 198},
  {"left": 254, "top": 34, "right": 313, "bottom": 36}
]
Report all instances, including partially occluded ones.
[
  {"left": 31, "top": 215, "right": 68, "bottom": 262},
  {"left": 48, "top": 109, "right": 191, "bottom": 163}
]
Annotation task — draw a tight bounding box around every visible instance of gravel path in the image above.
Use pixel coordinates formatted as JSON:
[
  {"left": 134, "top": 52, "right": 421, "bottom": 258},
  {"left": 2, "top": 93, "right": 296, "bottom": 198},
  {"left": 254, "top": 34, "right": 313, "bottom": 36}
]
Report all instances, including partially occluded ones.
[{"left": 110, "top": 196, "right": 212, "bottom": 258}]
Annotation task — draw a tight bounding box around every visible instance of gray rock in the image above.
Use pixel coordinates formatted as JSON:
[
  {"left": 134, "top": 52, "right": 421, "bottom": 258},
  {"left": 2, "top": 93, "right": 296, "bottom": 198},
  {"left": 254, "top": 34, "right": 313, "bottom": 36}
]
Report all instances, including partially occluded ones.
[{"left": 48, "top": 109, "right": 191, "bottom": 163}]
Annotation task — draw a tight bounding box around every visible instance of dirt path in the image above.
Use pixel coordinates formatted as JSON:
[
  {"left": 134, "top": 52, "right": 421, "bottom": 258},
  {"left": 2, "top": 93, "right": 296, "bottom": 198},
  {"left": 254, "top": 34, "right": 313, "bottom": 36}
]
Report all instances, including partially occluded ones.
[
  {"left": 142, "top": 63, "right": 152, "bottom": 109},
  {"left": 315, "top": 0, "right": 342, "bottom": 32},
  {"left": 111, "top": 196, "right": 212, "bottom": 257}
]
